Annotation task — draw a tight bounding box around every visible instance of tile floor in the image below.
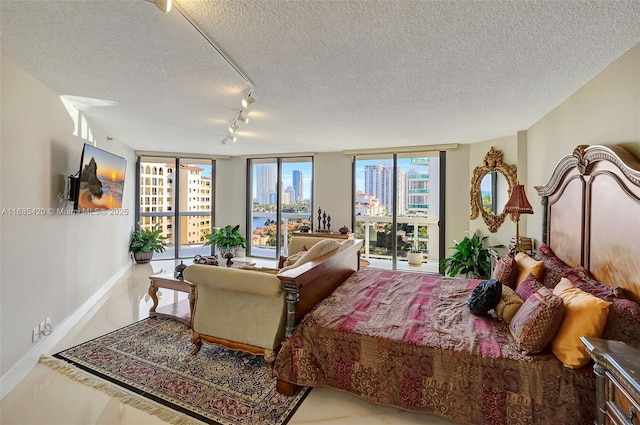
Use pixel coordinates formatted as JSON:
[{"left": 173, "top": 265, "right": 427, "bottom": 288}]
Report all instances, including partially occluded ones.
[{"left": 0, "top": 259, "right": 459, "bottom": 425}]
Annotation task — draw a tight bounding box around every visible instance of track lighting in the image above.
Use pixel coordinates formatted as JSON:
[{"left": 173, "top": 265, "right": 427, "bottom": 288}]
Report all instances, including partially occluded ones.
[
  {"left": 238, "top": 113, "right": 249, "bottom": 124},
  {"left": 221, "top": 138, "right": 228, "bottom": 145},
  {"left": 230, "top": 135, "right": 237, "bottom": 143},
  {"left": 242, "top": 95, "right": 255, "bottom": 108},
  {"left": 154, "top": 0, "right": 172, "bottom": 13},
  {"left": 228, "top": 124, "right": 238, "bottom": 134}
]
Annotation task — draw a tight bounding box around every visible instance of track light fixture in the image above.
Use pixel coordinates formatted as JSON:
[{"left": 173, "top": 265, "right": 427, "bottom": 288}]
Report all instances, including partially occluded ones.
[
  {"left": 242, "top": 95, "right": 255, "bottom": 108},
  {"left": 230, "top": 135, "right": 237, "bottom": 143},
  {"left": 228, "top": 123, "right": 238, "bottom": 134},
  {"left": 152, "top": 0, "right": 172, "bottom": 13},
  {"left": 221, "top": 138, "right": 228, "bottom": 145},
  {"left": 238, "top": 113, "right": 249, "bottom": 124}
]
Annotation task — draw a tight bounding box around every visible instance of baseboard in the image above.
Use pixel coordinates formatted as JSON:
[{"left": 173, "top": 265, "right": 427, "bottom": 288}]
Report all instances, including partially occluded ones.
[{"left": 0, "top": 261, "right": 132, "bottom": 400}]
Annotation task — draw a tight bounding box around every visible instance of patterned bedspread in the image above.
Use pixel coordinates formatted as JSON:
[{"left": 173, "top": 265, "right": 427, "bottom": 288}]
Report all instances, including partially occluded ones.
[{"left": 275, "top": 268, "right": 595, "bottom": 425}]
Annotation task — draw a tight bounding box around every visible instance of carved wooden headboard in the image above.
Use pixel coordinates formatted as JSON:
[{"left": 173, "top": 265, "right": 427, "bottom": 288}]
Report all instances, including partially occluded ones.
[{"left": 535, "top": 145, "right": 640, "bottom": 303}]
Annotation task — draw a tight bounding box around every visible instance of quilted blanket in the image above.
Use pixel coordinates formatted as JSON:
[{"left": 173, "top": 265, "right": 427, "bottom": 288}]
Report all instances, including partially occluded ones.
[{"left": 275, "top": 268, "right": 595, "bottom": 425}]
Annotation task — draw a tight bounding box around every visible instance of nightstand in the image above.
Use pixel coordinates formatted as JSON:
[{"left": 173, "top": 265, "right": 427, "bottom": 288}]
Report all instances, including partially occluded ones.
[{"left": 581, "top": 337, "right": 640, "bottom": 425}]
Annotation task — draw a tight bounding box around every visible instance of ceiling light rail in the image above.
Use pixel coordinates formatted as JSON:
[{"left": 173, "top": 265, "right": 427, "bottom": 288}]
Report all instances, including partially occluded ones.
[{"left": 145, "top": 0, "right": 256, "bottom": 146}]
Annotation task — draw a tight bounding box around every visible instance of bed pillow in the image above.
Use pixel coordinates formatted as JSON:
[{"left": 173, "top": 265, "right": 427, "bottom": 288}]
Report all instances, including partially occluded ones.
[
  {"left": 491, "top": 254, "right": 518, "bottom": 288},
  {"left": 534, "top": 243, "right": 572, "bottom": 288},
  {"left": 468, "top": 279, "right": 502, "bottom": 316},
  {"left": 515, "top": 273, "right": 544, "bottom": 302},
  {"left": 514, "top": 252, "right": 545, "bottom": 286},
  {"left": 563, "top": 267, "right": 626, "bottom": 301},
  {"left": 494, "top": 284, "right": 524, "bottom": 324},
  {"left": 509, "top": 286, "right": 564, "bottom": 354},
  {"left": 562, "top": 268, "right": 640, "bottom": 345},
  {"left": 551, "top": 278, "right": 612, "bottom": 368}
]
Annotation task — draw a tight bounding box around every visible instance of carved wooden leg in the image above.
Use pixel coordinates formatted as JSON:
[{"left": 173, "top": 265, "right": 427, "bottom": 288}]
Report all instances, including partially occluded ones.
[
  {"left": 148, "top": 285, "right": 159, "bottom": 317},
  {"left": 284, "top": 287, "right": 300, "bottom": 339},
  {"left": 191, "top": 332, "right": 202, "bottom": 355},
  {"left": 263, "top": 349, "right": 275, "bottom": 376},
  {"left": 593, "top": 362, "right": 606, "bottom": 425},
  {"left": 276, "top": 378, "right": 301, "bottom": 397}
]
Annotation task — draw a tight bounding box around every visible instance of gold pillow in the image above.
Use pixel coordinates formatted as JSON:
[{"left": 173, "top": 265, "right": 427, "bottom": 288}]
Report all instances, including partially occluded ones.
[
  {"left": 551, "top": 278, "right": 611, "bottom": 368},
  {"left": 515, "top": 252, "right": 545, "bottom": 287},
  {"left": 495, "top": 285, "right": 524, "bottom": 324}
]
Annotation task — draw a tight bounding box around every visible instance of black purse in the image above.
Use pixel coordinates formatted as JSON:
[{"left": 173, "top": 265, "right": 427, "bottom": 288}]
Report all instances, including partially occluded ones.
[{"left": 468, "top": 279, "right": 503, "bottom": 316}]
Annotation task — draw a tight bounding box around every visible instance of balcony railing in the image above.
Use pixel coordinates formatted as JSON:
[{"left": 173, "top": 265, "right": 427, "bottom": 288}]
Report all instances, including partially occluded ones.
[{"left": 355, "top": 215, "right": 439, "bottom": 262}]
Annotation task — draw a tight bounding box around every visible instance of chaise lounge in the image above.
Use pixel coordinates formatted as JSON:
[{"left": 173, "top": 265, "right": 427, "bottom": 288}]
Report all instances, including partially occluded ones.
[{"left": 183, "top": 236, "right": 362, "bottom": 369}]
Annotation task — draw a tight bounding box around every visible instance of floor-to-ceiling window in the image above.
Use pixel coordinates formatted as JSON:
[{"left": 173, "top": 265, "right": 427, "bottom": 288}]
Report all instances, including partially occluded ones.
[
  {"left": 354, "top": 151, "right": 442, "bottom": 272},
  {"left": 137, "top": 156, "right": 215, "bottom": 259},
  {"left": 248, "top": 157, "right": 313, "bottom": 258}
]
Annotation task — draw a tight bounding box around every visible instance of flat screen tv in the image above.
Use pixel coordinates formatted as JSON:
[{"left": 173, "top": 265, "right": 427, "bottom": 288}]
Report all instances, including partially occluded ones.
[{"left": 73, "top": 143, "right": 127, "bottom": 212}]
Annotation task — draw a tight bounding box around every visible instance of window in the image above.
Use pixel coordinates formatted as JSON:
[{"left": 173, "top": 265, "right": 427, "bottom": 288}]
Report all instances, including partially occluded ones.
[
  {"left": 137, "top": 157, "right": 216, "bottom": 259},
  {"left": 248, "top": 157, "right": 313, "bottom": 258},
  {"left": 353, "top": 152, "right": 443, "bottom": 272}
]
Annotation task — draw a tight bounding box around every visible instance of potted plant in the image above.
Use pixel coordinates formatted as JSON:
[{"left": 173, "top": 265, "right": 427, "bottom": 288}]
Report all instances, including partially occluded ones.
[
  {"left": 204, "top": 225, "right": 247, "bottom": 256},
  {"left": 440, "top": 230, "right": 493, "bottom": 278},
  {"left": 407, "top": 248, "right": 424, "bottom": 266},
  {"left": 129, "top": 227, "right": 168, "bottom": 264}
]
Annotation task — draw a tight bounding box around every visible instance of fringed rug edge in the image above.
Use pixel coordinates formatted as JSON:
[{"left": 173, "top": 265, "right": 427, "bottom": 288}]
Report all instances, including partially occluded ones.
[{"left": 39, "top": 355, "right": 203, "bottom": 425}]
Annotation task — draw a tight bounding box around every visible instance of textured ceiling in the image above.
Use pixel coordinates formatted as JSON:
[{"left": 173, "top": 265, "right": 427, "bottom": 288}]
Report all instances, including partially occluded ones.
[{"left": 2, "top": 0, "right": 640, "bottom": 157}]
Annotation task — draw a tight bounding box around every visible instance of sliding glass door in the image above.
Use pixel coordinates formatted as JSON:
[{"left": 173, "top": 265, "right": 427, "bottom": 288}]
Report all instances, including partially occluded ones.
[
  {"left": 248, "top": 157, "right": 313, "bottom": 258},
  {"left": 138, "top": 156, "right": 214, "bottom": 259},
  {"left": 354, "top": 151, "right": 441, "bottom": 271}
]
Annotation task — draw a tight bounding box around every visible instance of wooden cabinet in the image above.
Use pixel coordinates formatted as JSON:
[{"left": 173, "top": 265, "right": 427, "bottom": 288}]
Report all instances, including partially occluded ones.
[{"left": 582, "top": 337, "right": 640, "bottom": 425}]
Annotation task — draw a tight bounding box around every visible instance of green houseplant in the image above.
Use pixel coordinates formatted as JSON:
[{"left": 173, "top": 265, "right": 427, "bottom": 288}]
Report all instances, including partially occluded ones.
[
  {"left": 204, "top": 225, "right": 247, "bottom": 255},
  {"left": 440, "top": 230, "right": 493, "bottom": 278},
  {"left": 129, "top": 227, "right": 168, "bottom": 264}
]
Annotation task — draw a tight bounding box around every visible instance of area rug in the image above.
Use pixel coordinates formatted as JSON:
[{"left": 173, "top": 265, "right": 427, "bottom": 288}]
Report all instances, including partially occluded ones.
[{"left": 41, "top": 317, "right": 309, "bottom": 425}]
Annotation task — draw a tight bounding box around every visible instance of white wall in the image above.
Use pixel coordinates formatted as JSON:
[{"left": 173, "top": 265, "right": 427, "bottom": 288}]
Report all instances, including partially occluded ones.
[
  {"left": 527, "top": 43, "right": 640, "bottom": 244},
  {"left": 313, "top": 152, "right": 353, "bottom": 230},
  {"left": 0, "top": 56, "right": 136, "bottom": 381}
]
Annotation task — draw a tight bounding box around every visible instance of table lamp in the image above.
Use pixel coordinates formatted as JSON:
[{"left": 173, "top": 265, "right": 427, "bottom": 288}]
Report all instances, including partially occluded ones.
[{"left": 503, "top": 184, "right": 534, "bottom": 252}]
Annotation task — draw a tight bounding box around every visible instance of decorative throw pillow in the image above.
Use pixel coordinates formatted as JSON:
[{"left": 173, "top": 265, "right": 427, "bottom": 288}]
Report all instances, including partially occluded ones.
[
  {"left": 278, "top": 239, "right": 340, "bottom": 274},
  {"left": 494, "top": 284, "right": 524, "bottom": 324},
  {"left": 534, "top": 243, "right": 572, "bottom": 289},
  {"left": 491, "top": 254, "right": 518, "bottom": 289},
  {"left": 551, "top": 278, "right": 612, "bottom": 368},
  {"left": 515, "top": 273, "right": 544, "bottom": 302},
  {"left": 278, "top": 246, "right": 308, "bottom": 268},
  {"left": 468, "top": 279, "right": 503, "bottom": 316},
  {"left": 514, "top": 252, "right": 545, "bottom": 286},
  {"left": 509, "top": 286, "right": 564, "bottom": 354}
]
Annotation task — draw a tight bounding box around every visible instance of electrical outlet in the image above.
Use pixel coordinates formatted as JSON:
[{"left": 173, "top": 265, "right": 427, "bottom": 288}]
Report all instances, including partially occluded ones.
[{"left": 32, "top": 326, "right": 40, "bottom": 343}]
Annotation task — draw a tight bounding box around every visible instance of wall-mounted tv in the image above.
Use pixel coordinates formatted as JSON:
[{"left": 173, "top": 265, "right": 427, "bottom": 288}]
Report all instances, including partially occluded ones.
[{"left": 73, "top": 143, "right": 127, "bottom": 212}]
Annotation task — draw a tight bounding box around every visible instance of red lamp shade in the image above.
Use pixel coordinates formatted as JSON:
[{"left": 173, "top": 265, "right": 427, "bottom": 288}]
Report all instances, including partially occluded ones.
[{"left": 503, "top": 185, "right": 534, "bottom": 215}]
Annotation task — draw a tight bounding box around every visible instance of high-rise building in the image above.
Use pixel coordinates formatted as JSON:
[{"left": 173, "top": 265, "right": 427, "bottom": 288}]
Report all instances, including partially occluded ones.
[
  {"left": 139, "top": 162, "right": 212, "bottom": 245},
  {"left": 292, "top": 170, "right": 303, "bottom": 202},
  {"left": 255, "top": 163, "right": 277, "bottom": 204},
  {"left": 364, "top": 162, "right": 405, "bottom": 214},
  {"left": 284, "top": 186, "right": 296, "bottom": 204},
  {"left": 407, "top": 157, "right": 438, "bottom": 217}
]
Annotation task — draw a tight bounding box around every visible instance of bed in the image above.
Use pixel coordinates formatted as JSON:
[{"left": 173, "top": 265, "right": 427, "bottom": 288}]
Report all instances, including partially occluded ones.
[{"left": 274, "top": 144, "right": 640, "bottom": 425}]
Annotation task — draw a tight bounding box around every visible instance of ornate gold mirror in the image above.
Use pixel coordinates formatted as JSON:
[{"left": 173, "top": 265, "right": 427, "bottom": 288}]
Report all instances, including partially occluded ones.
[{"left": 470, "top": 147, "right": 518, "bottom": 232}]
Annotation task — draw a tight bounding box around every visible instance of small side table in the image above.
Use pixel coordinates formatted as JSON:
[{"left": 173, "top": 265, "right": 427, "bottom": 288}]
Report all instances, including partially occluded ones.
[
  {"left": 581, "top": 337, "right": 640, "bottom": 425},
  {"left": 148, "top": 273, "right": 196, "bottom": 327}
]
